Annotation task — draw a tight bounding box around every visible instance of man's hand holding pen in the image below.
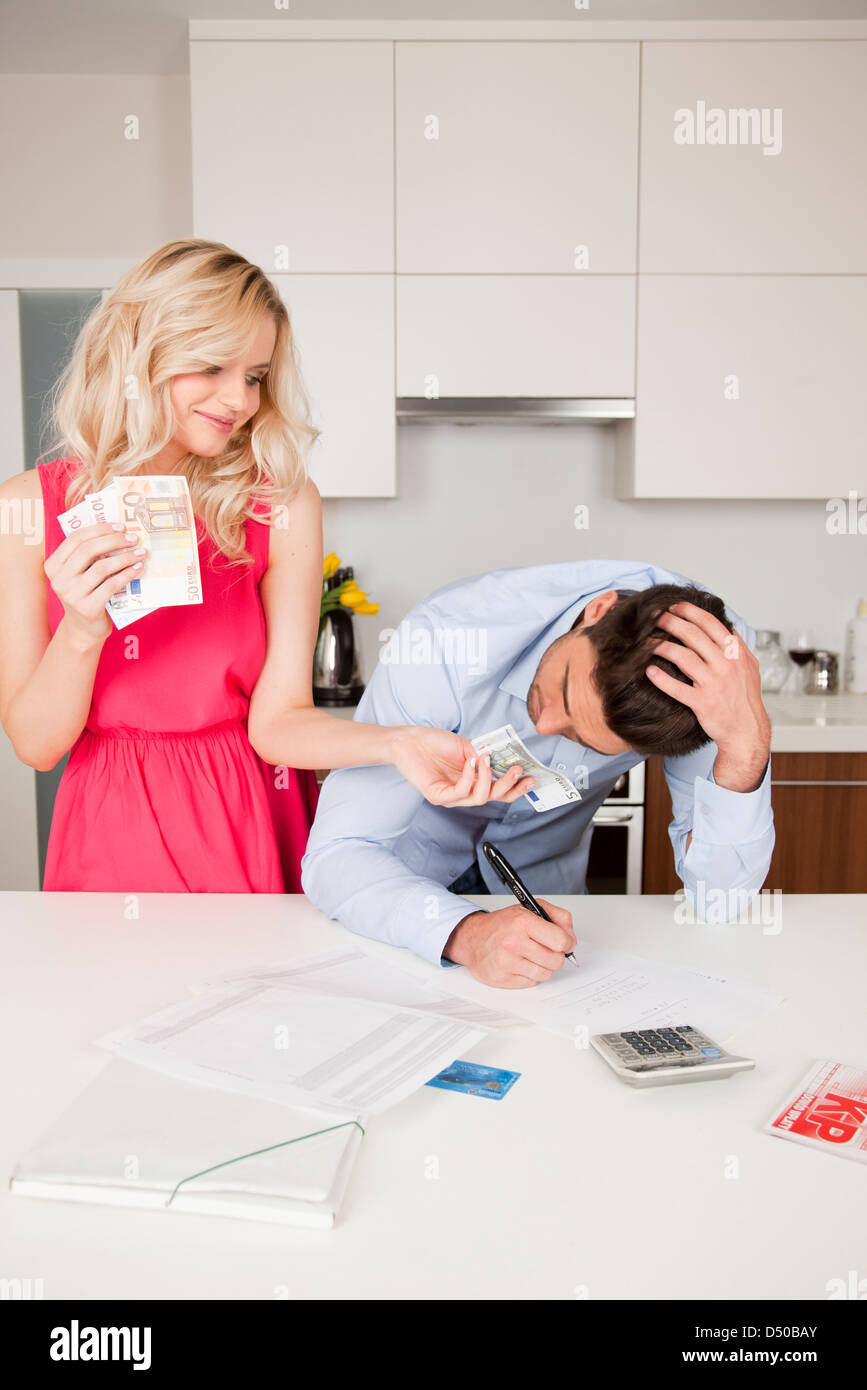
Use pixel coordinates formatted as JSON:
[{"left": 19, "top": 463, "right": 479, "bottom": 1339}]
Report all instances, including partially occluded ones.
[{"left": 443, "top": 899, "right": 577, "bottom": 988}]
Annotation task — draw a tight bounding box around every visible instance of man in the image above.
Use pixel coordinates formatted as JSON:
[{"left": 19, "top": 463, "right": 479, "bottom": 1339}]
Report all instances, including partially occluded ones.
[{"left": 301, "top": 559, "right": 774, "bottom": 989}]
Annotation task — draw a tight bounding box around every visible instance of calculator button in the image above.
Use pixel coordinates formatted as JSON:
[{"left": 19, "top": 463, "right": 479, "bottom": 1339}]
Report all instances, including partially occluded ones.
[{"left": 700, "top": 1047, "right": 722, "bottom": 1057}]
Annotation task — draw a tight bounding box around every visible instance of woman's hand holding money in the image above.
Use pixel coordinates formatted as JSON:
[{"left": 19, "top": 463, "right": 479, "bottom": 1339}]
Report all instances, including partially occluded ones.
[
  {"left": 44, "top": 522, "right": 144, "bottom": 649},
  {"left": 390, "top": 725, "right": 536, "bottom": 808}
]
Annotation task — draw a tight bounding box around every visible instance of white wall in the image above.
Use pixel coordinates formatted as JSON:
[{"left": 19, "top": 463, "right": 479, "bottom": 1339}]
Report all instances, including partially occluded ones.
[
  {"left": 0, "top": 291, "right": 40, "bottom": 888},
  {"left": 0, "top": 76, "right": 192, "bottom": 263},
  {"left": 323, "top": 422, "right": 864, "bottom": 685}
]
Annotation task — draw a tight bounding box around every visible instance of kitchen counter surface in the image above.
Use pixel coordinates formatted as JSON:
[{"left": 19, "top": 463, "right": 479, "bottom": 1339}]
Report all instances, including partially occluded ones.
[
  {"left": 319, "top": 693, "right": 867, "bottom": 756},
  {"left": 2, "top": 890, "right": 865, "bottom": 1300},
  {"left": 764, "top": 693, "right": 867, "bottom": 753}
]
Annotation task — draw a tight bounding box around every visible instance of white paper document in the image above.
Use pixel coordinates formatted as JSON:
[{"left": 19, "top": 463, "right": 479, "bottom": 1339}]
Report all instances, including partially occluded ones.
[
  {"left": 423, "top": 938, "right": 784, "bottom": 1043},
  {"left": 205, "top": 946, "right": 529, "bottom": 1031},
  {"left": 95, "top": 972, "right": 495, "bottom": 1116}
]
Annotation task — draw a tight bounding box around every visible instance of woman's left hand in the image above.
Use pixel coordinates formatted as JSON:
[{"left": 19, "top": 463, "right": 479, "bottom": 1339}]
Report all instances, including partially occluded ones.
[{"left": 391, "top": 726, "right": 535, "bottom": 808}]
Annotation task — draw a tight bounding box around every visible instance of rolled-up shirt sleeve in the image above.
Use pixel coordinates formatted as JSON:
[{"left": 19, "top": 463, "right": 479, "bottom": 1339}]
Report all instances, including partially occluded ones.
[
  {"left": 663, "top": 748, "right": 774, "bottom": 916},
  {"left": 300, "top": 610, "right": 484, "bottom": 967}
]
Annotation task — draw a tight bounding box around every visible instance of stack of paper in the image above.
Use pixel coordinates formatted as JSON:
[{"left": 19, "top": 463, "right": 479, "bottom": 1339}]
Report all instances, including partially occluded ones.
[{"left": 94, "top": 949, "right": 521, "bottom": 1117}]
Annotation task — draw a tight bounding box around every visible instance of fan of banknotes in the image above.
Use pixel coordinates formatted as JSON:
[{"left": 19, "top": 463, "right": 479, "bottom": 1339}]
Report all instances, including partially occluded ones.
[
  {"left": 57, "top": 476, "right": 203, "bottom": 630},
  {"left": 471, "top": 724, "right": 582, "bottom": 812}
]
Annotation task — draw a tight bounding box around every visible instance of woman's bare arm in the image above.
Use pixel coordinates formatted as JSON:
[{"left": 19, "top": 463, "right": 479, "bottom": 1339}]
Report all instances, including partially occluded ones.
[
  {"left": 248, "top": 478, "right": 531, "bottom": 806},
  {"left": 0, "top": 471, "right": 141, "bottom": 770}
]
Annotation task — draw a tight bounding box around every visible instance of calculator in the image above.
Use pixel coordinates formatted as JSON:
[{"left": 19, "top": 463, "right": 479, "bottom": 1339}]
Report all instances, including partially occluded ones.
[{"left": 590, "top": 1025, "right": 755, "bottom": 1088}]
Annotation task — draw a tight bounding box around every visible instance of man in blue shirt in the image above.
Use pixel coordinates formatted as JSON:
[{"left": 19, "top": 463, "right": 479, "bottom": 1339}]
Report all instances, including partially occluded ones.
[{"left": 301, "top": 559, "right": 774, "bottom": 988}]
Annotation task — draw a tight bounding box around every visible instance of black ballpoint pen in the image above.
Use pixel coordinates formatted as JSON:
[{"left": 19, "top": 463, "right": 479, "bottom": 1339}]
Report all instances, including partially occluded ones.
[{"left": 481, "top": 841, "right": 578, "bottom": 966}]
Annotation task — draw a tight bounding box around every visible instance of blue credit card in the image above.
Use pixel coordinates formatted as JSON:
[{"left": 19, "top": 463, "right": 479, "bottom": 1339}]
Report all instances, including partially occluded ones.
[{"left": 425, "top": 1059, "right": 521, "bottom": 1100}]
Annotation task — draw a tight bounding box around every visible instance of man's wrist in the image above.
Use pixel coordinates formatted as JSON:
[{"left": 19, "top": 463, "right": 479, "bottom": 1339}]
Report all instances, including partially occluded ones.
[
  {"left": 443, "top": 910, "right": 486, "bottom": 966},
  {"left": 712, "top": 739, "right": 770, "bottom": 793}
]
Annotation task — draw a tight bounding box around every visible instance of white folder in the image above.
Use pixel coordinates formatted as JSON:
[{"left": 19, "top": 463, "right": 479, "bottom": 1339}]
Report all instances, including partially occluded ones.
[{"left": 10, "top": 1060, "right": 365, "bottom": 1229}]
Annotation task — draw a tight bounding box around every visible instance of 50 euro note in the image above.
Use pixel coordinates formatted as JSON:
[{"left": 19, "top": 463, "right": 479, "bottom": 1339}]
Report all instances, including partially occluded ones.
[
  {"left": 107, "top": 476, "right": 203, "bottom": 617},
  {"left": 470, "top": 723, "right": 582, "bottom": 813}
]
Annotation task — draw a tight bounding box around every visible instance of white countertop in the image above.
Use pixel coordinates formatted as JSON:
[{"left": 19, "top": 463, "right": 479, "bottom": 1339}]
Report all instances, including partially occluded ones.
[
  {"left": 764, "top": 693, "right": 867, "bottom": 753},
  {"left": 2, "top": 890, "right": 865, "bottom": 1300}
]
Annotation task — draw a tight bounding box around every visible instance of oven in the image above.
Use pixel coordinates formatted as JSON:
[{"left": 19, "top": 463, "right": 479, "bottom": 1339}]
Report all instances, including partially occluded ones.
[{"left": 585, "top": 761, "right": 646, "bottom": 895}]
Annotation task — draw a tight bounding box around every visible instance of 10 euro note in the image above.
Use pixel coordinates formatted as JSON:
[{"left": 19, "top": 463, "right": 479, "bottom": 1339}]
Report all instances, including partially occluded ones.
[
  {"left": 470, "top": 723, "right": 582, "bottom": 813},
  {"left": 85, "top": 484, "right": 155, "bottom": 629},
  {"left": 56, "top": 489, "right": 152, "bottom": 631},
  {"left": 106, "top": 475, "right": 203, "bottom": 616}
]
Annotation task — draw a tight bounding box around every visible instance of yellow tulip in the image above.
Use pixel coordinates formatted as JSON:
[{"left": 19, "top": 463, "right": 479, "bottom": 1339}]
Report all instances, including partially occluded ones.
[
  {"left": 323, "top": 553, "right": 340, "bottom": 579},
  {"left": 353, "top": 602, "right": 379, "bottom": 615},
  {"left": 340, "top": 592, "right": 366, "bottom": 609}
]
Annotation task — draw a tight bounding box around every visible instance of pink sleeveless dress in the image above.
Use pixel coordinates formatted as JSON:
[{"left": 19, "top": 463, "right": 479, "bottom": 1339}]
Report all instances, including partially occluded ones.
[{"left": 38, "top": 457, "right": 319, "bottom": 893}]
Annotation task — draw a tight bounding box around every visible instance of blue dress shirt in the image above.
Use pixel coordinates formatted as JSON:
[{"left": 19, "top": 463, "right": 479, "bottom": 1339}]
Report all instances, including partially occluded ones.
[{"left": 301, "top": 559, "right": 775, "bottom": 967}]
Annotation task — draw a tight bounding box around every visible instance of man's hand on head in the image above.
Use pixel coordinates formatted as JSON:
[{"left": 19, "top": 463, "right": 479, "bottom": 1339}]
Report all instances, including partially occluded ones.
[{"left": 644, "top": 600, "right": 771, "bottom": 792}]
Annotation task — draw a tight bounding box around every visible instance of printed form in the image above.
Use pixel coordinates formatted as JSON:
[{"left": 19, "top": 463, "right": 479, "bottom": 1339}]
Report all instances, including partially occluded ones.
[{"left": 96, "top": 948, "right": 522, "bottom": 1116}]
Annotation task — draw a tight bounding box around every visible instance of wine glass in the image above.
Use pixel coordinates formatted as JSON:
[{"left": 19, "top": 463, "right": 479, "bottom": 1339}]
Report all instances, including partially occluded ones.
[{"left": 784, "top": 627, "right": 816, "bottom": 693}]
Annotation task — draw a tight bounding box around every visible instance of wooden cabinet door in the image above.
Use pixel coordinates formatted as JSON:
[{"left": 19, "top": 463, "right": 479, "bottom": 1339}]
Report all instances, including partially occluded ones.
[
  {"left": 764, "top": 753, "right": 867, "bottom": 893},
  {"left": 639, "top": 41, "right": 867, "bottom": 272},
  {"left": 191, "top": 42, "right": 394, "bottom": 272},
  {"left": 396, "top": 41, "right": 639, "bottom": 273},
  {"left": 616, "top": 274, "right": 867, "bottom": 499},
  {"left": 643, "top": 753, "right": 867, "bottom": 894}
]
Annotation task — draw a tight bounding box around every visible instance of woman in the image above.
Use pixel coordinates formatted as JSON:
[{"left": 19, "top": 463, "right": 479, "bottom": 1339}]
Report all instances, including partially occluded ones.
[{"left": 0, "top": 240, "right": 533, "bottom": 893}]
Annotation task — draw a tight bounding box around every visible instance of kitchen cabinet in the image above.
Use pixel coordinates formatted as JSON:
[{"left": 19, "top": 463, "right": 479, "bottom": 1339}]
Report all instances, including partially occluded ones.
[
  {"left": 396, "top": 274, "right": 635, "bottom": 399},
  {"left": 395, "top": 42, "right": 639, "bottom": 273},
  {"left": 643, "top": 753, "right": 867, "bottom": 895},
  {"left": 273, "top": 276, "right": 395, "bottom": 498},
  {"left": 639, "top": 41, "right": 867, "bottom": 273},
  {"left": 190, "top": 42, "right": 394, "bottom": 272},
  {"left": 615, "top": 274, "right": 867, "bottom": 499}
]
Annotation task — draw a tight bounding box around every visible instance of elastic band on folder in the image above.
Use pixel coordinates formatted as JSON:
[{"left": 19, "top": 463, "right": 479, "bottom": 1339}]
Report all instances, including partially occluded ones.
[{"left": 165, "top": 1121, "right": 366, "bottom": 1208}]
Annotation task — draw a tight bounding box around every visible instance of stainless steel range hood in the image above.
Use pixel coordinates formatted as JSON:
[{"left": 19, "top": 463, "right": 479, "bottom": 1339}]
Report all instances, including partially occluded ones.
[{"left": 396, "top": 398, "right": 635, "bottom": 425}]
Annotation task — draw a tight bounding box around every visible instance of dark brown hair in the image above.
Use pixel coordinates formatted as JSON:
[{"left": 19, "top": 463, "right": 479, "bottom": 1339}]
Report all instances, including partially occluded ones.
[{"left": 581, "top": 584, "right": 734, "bottom": 757}]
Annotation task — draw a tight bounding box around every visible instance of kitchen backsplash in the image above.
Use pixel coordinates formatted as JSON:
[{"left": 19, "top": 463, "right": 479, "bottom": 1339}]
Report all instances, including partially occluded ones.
[{"left": 320, "top": 421, "right": 863, "bottom": 687}]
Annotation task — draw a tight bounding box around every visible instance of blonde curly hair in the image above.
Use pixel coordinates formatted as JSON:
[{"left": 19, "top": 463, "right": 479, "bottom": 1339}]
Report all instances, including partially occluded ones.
[{"left": 42, "top": 239, "right": 320, "bottom": 563}]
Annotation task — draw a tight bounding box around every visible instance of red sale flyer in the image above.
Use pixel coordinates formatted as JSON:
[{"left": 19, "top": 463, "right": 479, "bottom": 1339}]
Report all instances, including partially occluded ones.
[{"left": 764, "top": 1059, "right": 867, "bottom": 1164}]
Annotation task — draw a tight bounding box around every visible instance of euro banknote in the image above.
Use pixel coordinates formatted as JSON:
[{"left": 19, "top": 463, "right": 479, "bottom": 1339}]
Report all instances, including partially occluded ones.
[
  {"left": 106, "top": 476, "right": 202, "bottom": 616},
  {"left": 471, "top": 723, "right": 582, "bottom": 813},
  {"left": 57, "top": 488, "right": 151, "bottom": 630},
  {"left": 56, "top": 475, "right": 202, "bottom": 629}
]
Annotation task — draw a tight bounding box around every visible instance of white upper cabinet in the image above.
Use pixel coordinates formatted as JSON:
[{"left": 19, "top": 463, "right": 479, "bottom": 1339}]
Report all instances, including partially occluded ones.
[
  {"left": 639, "top": 42, "right": 867, "bottom": 272},
  {"left": 397, "top": 276, "right": 635, "bottom": 398},
  {"left": 275, "top": 276, "right": 395, "bottom": 498},
  {"left": 395, "top": 42, "right": 639, "bottom": 273},
  {"left": 190, "top": 42, "right": 394, "bottom": 272},
  {"left": 615, "top": 275, "right": 867, "bottom": 499}
]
